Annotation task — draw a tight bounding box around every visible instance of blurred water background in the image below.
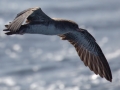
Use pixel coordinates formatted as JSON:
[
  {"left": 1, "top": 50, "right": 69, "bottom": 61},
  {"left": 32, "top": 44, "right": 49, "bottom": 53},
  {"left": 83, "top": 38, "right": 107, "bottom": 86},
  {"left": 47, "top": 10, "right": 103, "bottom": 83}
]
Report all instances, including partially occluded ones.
[{"left": 0, "top": 0, "right": 120, "bottom": 90}]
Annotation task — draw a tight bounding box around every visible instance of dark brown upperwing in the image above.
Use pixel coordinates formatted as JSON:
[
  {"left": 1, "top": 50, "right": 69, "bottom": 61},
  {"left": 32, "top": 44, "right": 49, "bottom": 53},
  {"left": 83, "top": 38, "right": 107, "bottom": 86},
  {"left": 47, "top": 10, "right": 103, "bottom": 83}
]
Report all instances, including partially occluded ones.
[{"left": 59, "top": 29, "right": 112, "bottom": 82}]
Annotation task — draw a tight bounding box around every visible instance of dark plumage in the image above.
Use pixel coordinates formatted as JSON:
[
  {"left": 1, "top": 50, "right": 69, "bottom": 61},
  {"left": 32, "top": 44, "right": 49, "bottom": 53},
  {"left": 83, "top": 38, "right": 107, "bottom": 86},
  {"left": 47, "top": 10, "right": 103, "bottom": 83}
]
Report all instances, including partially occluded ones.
[{"left": 3, "top": 7, "right": 112, "bottom": 82}]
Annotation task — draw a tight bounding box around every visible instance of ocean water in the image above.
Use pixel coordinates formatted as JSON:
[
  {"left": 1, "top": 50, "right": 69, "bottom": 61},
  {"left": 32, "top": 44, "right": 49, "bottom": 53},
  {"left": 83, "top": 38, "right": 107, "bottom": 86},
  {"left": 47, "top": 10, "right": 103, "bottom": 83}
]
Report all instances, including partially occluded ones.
[{"left": 0, "top": 0, "right": 120, "bottom": 90}]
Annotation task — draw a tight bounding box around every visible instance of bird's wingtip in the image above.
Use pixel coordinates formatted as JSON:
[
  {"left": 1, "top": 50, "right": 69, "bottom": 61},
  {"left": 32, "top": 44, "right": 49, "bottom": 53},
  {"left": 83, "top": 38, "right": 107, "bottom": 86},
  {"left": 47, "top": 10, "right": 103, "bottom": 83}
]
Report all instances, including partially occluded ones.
[{"left": 109, "top": 79, "right": 112, "bottom": 82}]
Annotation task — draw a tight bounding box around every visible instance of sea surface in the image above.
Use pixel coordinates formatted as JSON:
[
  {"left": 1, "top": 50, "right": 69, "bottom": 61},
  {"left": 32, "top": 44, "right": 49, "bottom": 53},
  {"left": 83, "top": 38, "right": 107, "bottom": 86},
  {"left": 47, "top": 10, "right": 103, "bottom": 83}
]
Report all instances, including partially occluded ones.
[{"left": 0, "top": 0, "right": 120, "bottom": 90}]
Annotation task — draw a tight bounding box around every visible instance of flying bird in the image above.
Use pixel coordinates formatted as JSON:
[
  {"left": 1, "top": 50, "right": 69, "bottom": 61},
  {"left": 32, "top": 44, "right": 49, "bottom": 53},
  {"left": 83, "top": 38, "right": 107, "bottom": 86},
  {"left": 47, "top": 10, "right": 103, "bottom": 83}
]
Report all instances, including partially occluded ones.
[{"left": 3, "top": 7, "right": 112, "bottom": 82}]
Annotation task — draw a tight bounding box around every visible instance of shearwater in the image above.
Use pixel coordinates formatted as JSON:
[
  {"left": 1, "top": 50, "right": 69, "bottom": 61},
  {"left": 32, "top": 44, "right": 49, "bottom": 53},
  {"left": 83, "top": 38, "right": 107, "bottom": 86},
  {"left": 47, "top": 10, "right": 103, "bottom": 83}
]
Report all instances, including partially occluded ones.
[{"left": 3, "top": 7, "right": 112, "bottom": 82}]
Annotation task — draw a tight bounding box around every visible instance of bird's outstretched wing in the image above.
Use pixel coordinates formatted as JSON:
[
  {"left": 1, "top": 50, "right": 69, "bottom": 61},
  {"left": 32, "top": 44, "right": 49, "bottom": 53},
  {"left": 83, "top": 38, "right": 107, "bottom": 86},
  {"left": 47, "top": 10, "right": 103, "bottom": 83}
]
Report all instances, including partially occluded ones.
[
  {"left": 59, "top": 28, "right": 112, "bottom": 82},
  {"left": 7, "top": 7, "right": 40, "bottom": 32}
]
